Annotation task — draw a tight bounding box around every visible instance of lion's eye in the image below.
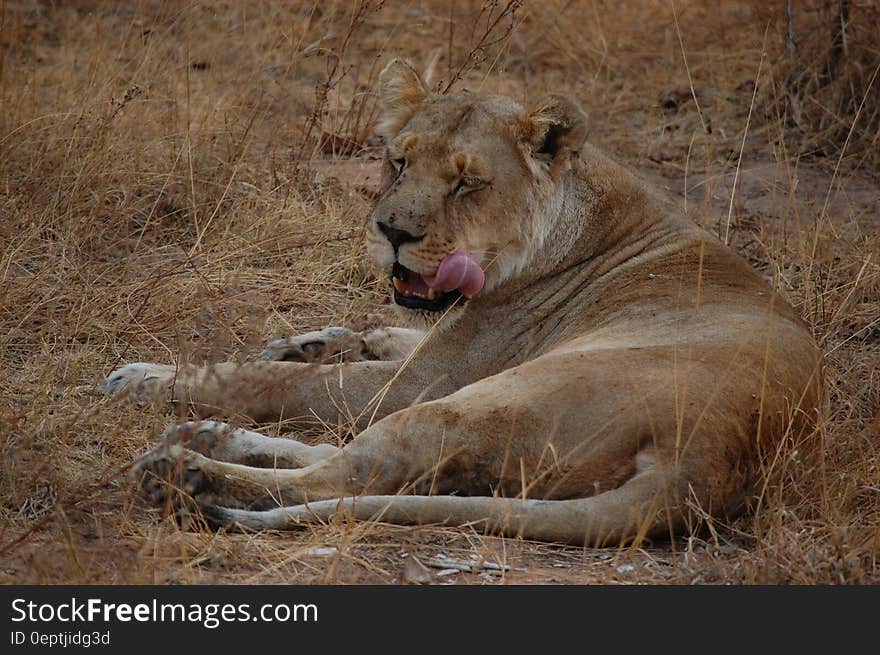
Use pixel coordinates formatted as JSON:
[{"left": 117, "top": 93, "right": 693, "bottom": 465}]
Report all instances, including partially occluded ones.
[
  {"left": 454, "top": 176, "right": 487, "bottom": 196},
  {"left": 390, "top": 158, "right": 407, "bottom": 174}
]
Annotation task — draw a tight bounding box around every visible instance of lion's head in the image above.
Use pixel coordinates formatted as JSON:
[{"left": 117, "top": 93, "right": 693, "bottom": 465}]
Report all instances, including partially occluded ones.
[{"left": 365, "top": 59, "right": 588, "bottom": 329}]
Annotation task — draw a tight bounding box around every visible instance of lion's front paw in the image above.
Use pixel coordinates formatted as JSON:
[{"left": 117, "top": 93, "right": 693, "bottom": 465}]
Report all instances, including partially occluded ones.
[
  {"left": 258, "top": 327, "right": 367, "bottom": 363},
  {"left": 99, "top": 363, "right": 176, "bottom": 402},
  {"left": 133, "top": 444, "right": 210, "bottom": 509}
]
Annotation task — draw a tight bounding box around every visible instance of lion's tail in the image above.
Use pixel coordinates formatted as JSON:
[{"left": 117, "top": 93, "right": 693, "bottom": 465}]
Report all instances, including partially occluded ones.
[{"left": 203, "top": 468, "right": 685, "bottom": 546}]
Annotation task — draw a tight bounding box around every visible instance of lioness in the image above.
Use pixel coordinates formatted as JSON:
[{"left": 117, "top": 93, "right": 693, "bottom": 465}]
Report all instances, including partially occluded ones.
[{"left": 101, "top": 60, "right": 822, "bottom": 546}]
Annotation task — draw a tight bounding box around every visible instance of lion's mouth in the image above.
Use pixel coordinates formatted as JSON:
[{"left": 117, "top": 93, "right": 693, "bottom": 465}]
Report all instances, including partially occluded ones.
[{"left": 391, "top": 262, "right": 462, "bottom": 312}]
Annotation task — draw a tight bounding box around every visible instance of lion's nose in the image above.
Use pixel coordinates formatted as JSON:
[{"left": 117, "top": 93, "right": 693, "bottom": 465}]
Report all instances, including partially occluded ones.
[{"left": 377, "top": 221, "right": 425, "bottom": 250}]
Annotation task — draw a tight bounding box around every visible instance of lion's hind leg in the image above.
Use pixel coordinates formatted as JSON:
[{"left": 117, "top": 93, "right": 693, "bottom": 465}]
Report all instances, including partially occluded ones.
[
  {"left": 202, "top": 465, "right": 687, "bottom": 547},
  {"left": 160, "top": 421, "right": 337, "bottom": 468}
]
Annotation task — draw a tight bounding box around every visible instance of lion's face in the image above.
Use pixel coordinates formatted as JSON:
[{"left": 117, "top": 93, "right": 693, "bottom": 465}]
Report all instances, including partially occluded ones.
[{"left": 366, "top": 60, "right": 587, "bottom": 329}]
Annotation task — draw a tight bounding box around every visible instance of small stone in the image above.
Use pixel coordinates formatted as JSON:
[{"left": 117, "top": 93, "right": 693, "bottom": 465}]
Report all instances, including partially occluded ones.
[
  {"left": 299, "top": 546, "right": 337, "bottom": 557},
  {"left": 436, "top": 568, "right": 460, "bottom": 577}
]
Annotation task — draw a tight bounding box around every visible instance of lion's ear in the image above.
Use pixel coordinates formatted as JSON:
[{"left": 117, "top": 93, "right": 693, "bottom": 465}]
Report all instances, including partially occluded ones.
[
  {"left": 517, "top": 94, "right": 587, "bottom": 174},
  {"left": 376, "top": 59, "right": 430, "bottom": 141}
]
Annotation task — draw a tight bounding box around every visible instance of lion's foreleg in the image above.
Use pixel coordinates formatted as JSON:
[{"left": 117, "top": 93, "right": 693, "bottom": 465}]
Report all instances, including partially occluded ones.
[
  {"left": 169, "top": 359, "right": 420, "bottom": 424},
  {"left": 259, "top": 326, "right": 426, "bottom": 363}
]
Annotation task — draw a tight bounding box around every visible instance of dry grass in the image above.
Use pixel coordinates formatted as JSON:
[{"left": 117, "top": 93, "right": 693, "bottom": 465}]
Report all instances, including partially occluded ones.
[
  {"left": 759, "top": 0, "right": 880, "bottom": 173},
  {"left": 1, "top": 0, "right": 878, "bottom": 584}
]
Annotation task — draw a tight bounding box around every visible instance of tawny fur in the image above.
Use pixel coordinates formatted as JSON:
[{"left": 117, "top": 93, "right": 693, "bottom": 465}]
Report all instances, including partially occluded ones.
[{"left": 102, "top": 59, "right": 822, "bottom": 546}]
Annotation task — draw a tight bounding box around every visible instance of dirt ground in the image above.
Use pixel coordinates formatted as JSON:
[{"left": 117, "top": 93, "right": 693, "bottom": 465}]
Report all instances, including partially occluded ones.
[{"left": 2, "top": 0, "right": 879, "bottom": 584}]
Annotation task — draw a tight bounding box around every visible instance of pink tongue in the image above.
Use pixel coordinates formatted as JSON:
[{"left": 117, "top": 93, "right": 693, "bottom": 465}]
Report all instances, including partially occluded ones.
[{"left": 423, "top": 250, "right": 485, "bottom": 298}]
